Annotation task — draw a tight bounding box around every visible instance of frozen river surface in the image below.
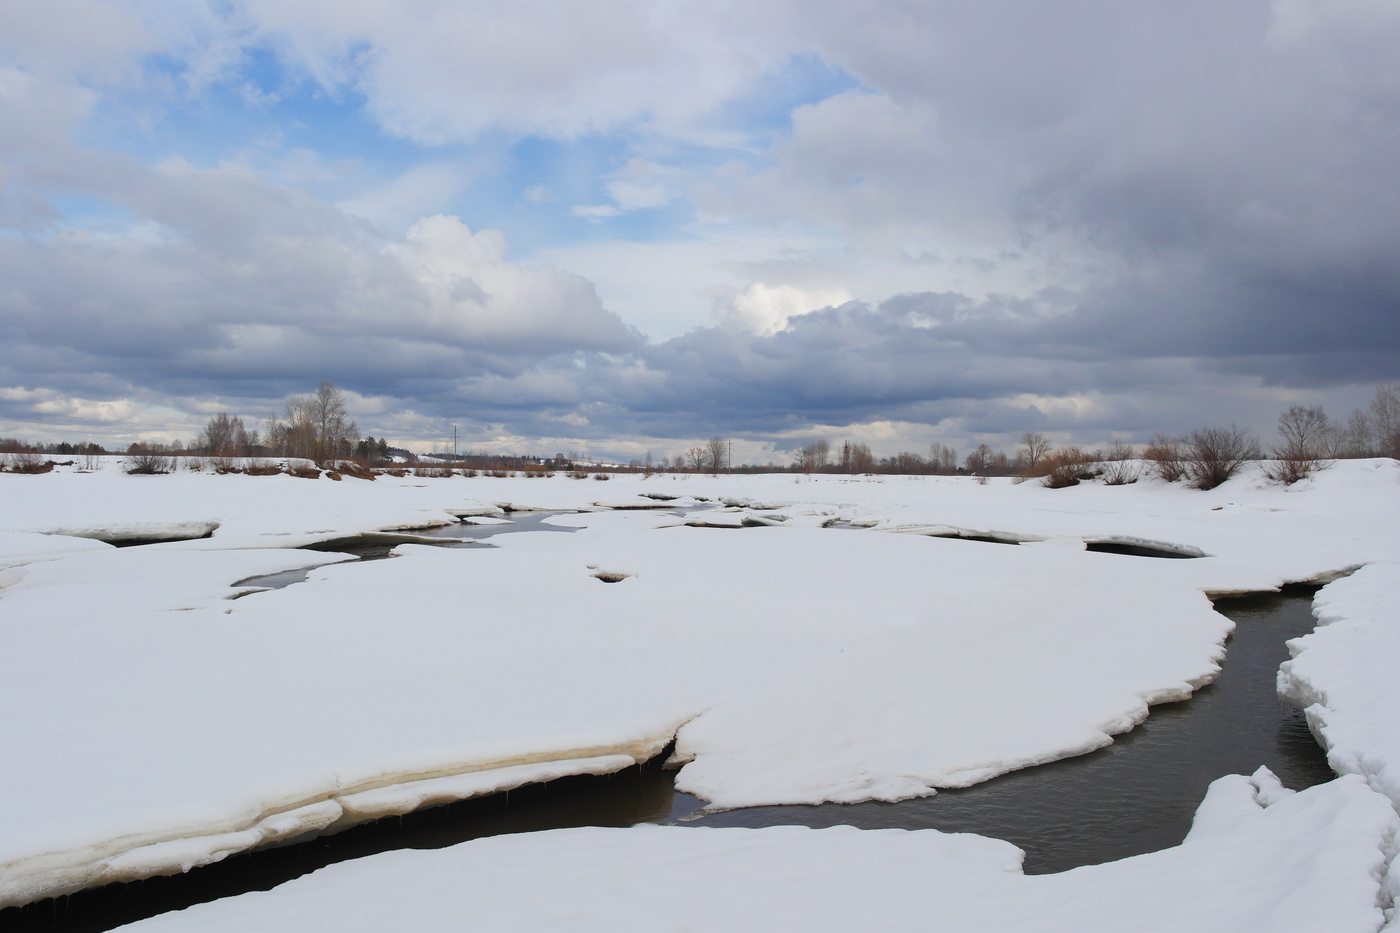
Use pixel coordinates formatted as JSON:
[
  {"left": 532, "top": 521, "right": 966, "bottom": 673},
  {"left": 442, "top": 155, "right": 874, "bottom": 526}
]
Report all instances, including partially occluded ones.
[{"left": 2, "top": 460, "right": 1399, "bottom": 931}]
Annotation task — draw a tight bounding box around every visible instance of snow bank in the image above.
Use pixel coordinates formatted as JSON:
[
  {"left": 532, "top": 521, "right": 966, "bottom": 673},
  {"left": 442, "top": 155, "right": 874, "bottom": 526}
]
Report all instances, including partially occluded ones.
[
  {"left": 1278, "top": 561, "right": 1400, "bottom": 921},
  {"left": 117, "top": 773, "right": 1396, "bottom": 933}
]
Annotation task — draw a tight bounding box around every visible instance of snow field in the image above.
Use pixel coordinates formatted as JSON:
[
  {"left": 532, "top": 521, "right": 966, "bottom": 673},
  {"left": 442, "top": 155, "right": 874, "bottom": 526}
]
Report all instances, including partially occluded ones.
[{"left": 2, "top": 457, "right": 1400, "bottom": 925}]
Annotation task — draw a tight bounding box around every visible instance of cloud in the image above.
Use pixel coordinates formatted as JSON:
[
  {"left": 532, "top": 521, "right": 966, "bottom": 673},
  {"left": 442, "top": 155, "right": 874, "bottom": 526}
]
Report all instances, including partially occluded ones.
[
  {"left": 0, "top": 150, "right": 641, "bottom": 421},
  {"left": 708, "top": 282, "right": 852, "bottom": 335},
  {"left": 4, "top": 1, "right": 1400, "bottom": 457}
]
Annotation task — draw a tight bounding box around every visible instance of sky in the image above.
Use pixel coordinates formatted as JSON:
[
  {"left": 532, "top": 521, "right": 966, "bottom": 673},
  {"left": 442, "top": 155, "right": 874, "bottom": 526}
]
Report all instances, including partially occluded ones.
[{"left": 1, "top": 0, "right": 1397, "bottom": 464}]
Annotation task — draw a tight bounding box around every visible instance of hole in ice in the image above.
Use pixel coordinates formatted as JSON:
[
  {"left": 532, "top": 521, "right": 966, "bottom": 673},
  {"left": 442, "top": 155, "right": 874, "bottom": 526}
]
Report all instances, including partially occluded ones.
[
  {"left": 592, "top": 571, "right": 630, "bottom": 583},
  {"left": 1083, "top": 540, "right": 1203, "bottom": 559},
  {"left": 923, "top": 531, "right": 1022, "bottom": 545}
]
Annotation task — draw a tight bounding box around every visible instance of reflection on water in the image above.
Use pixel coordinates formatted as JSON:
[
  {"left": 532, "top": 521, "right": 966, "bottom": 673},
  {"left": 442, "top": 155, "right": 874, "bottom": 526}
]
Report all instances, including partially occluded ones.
[
  {"left": 3, "top": 588, "right": 1334, "bottom": 931},
  {"left": 666, "top": 587, "right": 1334, "bottom": 873}
]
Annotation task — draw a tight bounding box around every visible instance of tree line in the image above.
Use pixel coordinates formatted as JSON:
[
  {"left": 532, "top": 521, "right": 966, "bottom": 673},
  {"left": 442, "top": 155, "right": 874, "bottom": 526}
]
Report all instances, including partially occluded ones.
[{"left": 5, "top": 381, "right": 1399, "bottom": 481}]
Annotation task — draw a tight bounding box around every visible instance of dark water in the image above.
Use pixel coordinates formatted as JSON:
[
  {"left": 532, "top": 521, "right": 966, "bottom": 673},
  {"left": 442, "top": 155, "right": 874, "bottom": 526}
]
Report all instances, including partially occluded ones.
[{"left": 2, "top": 588, "right": 1332, "bottom": 931}]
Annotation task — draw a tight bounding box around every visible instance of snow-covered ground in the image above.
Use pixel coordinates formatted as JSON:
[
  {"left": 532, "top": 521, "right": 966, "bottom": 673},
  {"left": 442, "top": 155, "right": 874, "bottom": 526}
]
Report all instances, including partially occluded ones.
[{"left": 2, "top": 457, "right": 1398, "bottom": 928}]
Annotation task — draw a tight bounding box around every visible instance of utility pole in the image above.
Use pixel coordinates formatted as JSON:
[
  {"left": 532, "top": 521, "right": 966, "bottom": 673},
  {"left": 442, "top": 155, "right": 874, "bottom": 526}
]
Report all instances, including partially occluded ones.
[{"left": 451, "top": 424, "right": 458, "bottom": 462}]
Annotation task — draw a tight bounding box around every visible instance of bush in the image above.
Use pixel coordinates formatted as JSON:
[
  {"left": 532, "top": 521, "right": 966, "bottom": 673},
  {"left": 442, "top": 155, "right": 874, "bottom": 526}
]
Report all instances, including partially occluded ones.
[
  {"left": 125, "top": 445, "right": 175, "bottom": 475},
  {"left": 334, "top": 460, "right": 376, "bottom": 481},
  {"left": 1184, "top": 426, "right": 1260, "bottom": 490},
  {"left": 1262, "top": 457, "right": 1322, "bottom": 485},
  {"left": 1099, "top": 443, "right": 1140, "bottom": 485},
  {"left": 1040, "top": 446, "right": 1090, "bottom": 488},
  {"left": 7, "top": 452, "right": 53, "bottom": 474},
  {"left": 1143, "top": 434, "right": 1187, "bottom": 482}
]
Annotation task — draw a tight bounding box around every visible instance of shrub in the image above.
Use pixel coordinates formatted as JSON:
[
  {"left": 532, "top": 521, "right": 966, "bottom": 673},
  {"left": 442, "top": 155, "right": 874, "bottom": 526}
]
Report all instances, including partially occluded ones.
[
  {"left": 1262, "top": 458, "right": 1321, "bottom": 485},
  {"left": 1100, "top": 443, "right": 1140, "bottom": 485},
  {"left": 335, "top": 460, "right": 376, "bottom": 481},
  {"left": 1143, "top": 434, "right": 1187, "bottom": 482},
  {"left": 1041, "top": 446, "right": 1090, "bottom": 488},
  {"left": 1184, "top": 426, "right": 1260, "bottom": 490},
  {"left": 7, "top": 452, "right": 53, "bottom": 474},
  {"left": 125, "top": 445, "right": 175, "bottom": 475}
]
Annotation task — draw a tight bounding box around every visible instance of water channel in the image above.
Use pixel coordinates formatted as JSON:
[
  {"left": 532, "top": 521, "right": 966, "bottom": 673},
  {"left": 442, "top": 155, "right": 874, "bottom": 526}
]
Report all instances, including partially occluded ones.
[{"left": 4, "top": 516, "right": 1335, "bottom": 931}]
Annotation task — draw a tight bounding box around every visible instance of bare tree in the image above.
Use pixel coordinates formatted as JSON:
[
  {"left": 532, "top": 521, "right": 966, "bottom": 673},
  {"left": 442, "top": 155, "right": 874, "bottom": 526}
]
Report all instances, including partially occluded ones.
[
  {"left": 1184, "top": 426, "right": 1260, "bottom": 490},
  {"left": 1370, "top": 382, "right": 1400, "bottom": 458},
  {"left": 266, "top": 382, "right": 360, "bottom": 465},
  {"left": 1276, "top": 405, "right": 1331, "bottom": 457},
  {"left": 1265, "top": 404, "right": 1334, "bottom": 484},
  {"left": 685, "top": 446, "right": 707, "bottom": 472},
  {"left": 845, "top": 441, "right": 876, "bottom": 473},
  {"left": 1020, "top": 432, "right": 1052, "bottom": 472},
  {"left": 197, "top": 413, "right": 256, "bottom": 469},
  {"left": 1337, "top": 409, "right": 1374, "bottom": 458},
  {"left": 308, "top": 381, "right": 359, "bottom": 463},
  {"left": 704, "top": 436, "right": 729, "bottom": 474},
  {"left": 964, "top": 443, "right": 998, "bottom": 476},
  {"left": 795, "top": 439, "right": 830, "bottom": 473},
  {"left": 885, "top": 451, "right": 927, "bottom": 474},
  {"left": 928, "top": 443, "right": 958, "bottom": 474}
]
